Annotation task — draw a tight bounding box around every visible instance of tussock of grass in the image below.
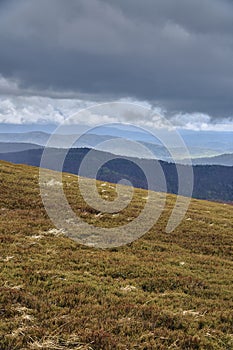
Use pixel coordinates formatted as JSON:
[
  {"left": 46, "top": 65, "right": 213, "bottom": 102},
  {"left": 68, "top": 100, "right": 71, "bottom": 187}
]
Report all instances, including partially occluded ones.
[{"left": 0, "top": 161, "right": 233, "bottom": 349}]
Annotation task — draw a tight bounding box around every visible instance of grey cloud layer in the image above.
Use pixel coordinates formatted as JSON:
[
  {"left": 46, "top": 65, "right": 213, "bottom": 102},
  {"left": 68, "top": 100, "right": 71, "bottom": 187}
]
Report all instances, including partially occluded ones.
[{"left": 0, "top": 0, "right": 233, "bottom": 118}]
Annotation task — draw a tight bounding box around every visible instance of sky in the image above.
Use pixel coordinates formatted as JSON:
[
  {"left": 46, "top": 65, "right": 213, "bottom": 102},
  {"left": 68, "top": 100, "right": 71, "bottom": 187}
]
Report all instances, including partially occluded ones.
[{"left": 0, "top": 0, "right": 233, "bottom": 130}]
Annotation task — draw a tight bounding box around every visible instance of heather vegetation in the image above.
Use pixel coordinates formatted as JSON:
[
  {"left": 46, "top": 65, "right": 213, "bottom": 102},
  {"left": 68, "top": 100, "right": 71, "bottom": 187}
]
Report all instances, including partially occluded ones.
[{"left": 0, "top": 161, "right": 232, "bottom": 349}]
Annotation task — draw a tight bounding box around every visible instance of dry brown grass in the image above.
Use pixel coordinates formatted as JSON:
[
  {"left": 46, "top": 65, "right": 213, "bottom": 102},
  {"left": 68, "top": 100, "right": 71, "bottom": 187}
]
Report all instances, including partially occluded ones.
[{"left": 0, "top": 160, "right": 232, "bottom": 349}]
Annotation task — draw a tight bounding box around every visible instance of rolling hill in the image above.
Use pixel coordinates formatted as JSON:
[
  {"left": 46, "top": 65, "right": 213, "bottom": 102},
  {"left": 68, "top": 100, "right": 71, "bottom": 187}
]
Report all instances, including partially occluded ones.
[
  {"left": 0, "top": 160, "right": 232, "bottom": 349},
  {"left": 0, "top": 147, "right": 233, "bottom": 202},
  {"left": 0, "top": 142, "right": 43, "bottom": 153},
  {"left": 190, "top": 153, "right": 233, "bottom": 167}
]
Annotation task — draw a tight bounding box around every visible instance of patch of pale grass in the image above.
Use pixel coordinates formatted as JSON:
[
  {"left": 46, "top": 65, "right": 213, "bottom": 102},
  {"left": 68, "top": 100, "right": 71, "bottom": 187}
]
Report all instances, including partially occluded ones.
[
  {"left": 120, "top": 285, "right": 137, "bottom": 292},
  {"left": 182, "top": 309, "right": 206, "bottom": 317},
  {"left": 29, "top": 335, "right": 93, "bottom": 350},
  {"left": 3, "top": 281, "right": 23, "bottom": 290},
  {"left": 1, "top": 255, "right": 14, "bottom": 262},
  {"left": 45, "top": 179, "right": 62, "bottom": 187},
  {"left": 44, "top": 228, "right": 64, "bottom": 237}
]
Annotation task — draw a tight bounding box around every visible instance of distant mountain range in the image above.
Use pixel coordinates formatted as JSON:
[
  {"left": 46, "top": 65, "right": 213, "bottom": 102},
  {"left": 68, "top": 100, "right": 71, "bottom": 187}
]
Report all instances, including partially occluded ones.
[
  {"left": 0, "top": 146, "right": 233, "bottom": 202},
  {"left": 1, "top": 139, "right": 232, "bottom": 167},
  {"left": 1, "top": 124, "right": 233, "bottom": 149},
  {"left": 0, "top": 132, "right": 117, "bottom": 149},
  {"left": 0, "top": 131, "right": 230, "bottom": 162},
  {"left": 1, "top": 129, "right": 233, "bottom": 202}
]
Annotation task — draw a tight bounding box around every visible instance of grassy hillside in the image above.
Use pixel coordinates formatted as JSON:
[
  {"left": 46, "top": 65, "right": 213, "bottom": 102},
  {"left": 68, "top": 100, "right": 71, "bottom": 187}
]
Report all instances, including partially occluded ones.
[{"left": 0, "top": 161, "right": 232, "bottom": 349}]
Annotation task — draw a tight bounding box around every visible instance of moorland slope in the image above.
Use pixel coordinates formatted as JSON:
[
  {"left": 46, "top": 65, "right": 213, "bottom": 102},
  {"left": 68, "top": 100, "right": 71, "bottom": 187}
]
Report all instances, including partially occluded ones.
[{"left": 0, "top": 161, "right": 232, "bottom": 349}]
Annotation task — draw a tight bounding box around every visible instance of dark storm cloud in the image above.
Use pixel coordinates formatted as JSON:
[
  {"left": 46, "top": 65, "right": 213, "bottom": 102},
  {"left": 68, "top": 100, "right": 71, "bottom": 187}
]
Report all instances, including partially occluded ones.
[{"left": 0, "top": 0, "right": 233, "bottom": 118}]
